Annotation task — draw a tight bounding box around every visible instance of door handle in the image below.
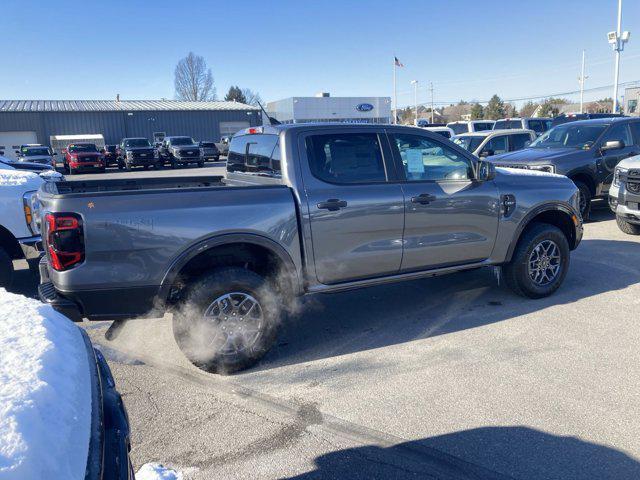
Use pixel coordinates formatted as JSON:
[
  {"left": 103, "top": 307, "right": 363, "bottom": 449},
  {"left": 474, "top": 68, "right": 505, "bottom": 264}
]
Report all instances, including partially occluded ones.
[
  {"left": 410, "top": 193, "right": 437, "bottom": 205},
  {"left": 317, "top": 199, "right": 348, "bottom": 211}
]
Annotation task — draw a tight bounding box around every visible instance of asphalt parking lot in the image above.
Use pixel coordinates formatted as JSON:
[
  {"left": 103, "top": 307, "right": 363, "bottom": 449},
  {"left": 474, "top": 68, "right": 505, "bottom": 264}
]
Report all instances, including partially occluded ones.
[{"left": 12, "top": 170, "right": 640, "bottom": 480}]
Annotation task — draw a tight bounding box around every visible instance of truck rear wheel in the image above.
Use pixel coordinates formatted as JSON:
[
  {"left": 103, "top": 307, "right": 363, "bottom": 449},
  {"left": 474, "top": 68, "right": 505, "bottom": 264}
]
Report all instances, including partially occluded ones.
[
  {"left": 0, "top": 248, "right": 14, "bottom": 289},
  {"left": 502, "top": 223, "right": 570, "bottom": 299},
  {"left": 172, "top": 267, "right": 280, "bottom": 374},
  {"left": 616, "top": 215, "right": 640, "bottom": 235}
]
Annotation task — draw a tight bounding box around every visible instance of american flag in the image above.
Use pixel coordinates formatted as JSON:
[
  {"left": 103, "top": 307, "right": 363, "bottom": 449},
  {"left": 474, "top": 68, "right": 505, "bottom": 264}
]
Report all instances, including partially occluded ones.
[{"left": 394, "top": 56, "right": 404, "bottom": 67}]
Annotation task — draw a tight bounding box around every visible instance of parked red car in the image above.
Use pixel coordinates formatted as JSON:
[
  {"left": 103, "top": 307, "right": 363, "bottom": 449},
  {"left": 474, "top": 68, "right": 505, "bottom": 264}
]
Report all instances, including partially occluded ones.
[{"left": 63, "top": 143, "right": 105, "bottom": 174}]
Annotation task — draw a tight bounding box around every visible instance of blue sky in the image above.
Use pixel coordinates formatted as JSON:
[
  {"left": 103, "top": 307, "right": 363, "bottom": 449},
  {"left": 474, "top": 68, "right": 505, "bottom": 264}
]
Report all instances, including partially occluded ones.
[{"left": 3, "top": 0, "right": 640, "bottom": 107}]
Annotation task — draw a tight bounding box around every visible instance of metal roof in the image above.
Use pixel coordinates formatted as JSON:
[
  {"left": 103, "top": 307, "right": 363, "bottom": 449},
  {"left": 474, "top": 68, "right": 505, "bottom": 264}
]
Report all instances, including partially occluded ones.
[{"left": 0, "top": 100, "right": 260, "bottom": 112}]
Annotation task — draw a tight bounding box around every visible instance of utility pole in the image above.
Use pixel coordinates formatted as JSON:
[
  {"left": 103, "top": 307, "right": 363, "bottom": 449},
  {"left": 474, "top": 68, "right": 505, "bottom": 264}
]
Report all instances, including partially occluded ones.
[
  {"left": 411, "top": 80, "right": 418, "bottom": 125},
  {"left": 429, "top": 82, "right": 434, "bottom": 124},
  {"left": 608, "top": 0, "right": 630, "bottom": 113},
  {"left": 579, "top": 50, "right": 588, "bottom": 114}
]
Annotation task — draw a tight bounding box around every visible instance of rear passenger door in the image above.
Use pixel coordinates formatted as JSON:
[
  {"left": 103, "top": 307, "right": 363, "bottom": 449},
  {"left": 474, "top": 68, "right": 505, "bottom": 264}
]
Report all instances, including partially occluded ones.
[
  {"left": 299, "top": 129, "right": 405, "bottom": 285},
  {"left": 388, "top": 131, "right": 500, "bottom": 271}
]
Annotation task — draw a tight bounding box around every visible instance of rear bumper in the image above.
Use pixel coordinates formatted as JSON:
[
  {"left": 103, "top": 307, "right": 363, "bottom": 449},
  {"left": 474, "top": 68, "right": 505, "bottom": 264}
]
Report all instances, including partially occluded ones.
[{"left": 38, "top": 257, "right": 160, "bottom": 321}]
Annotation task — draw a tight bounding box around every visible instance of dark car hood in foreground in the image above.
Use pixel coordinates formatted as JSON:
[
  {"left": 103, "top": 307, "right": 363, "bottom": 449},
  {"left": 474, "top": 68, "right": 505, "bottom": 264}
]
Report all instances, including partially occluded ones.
[
  {"left": 18, "top": 155, "right": 52, "bottom": 165},
  {"left": 4, "top": 160, "right": 53, "bottom": 171},
  {"left": 489, "top": 147, "right": 591, "bottom": 165}
]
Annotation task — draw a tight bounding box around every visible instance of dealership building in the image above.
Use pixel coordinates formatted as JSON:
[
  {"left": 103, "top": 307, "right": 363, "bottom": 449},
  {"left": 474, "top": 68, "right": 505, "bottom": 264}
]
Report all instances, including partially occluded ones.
[
  {"left": 0, "top": 99, "right": 260, "bottom": 157},
  {"left": 266, "top": 93, "right": 391, "bottom": 124}
]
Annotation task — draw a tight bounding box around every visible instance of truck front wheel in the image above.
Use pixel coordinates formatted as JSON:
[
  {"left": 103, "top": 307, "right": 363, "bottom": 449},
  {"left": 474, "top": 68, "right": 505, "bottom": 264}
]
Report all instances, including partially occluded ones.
[
  {"left": 502, "top": 223, "right": 570, "bottom": 299},
  {"left": 573, "top": 180, "right": 592, "bottom": 221},
  {"left": 172, "top": 267, "right": 280, "bottom": 374},
  {"left": 616, "top": 215, "right": 640, "bottom": 235}
]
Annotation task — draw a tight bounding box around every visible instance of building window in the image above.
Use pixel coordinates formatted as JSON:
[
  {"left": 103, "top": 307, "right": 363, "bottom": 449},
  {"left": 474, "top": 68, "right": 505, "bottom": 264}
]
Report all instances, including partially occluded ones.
[{"left": 629, "top": 99, "right": 638, "bottom": 114}]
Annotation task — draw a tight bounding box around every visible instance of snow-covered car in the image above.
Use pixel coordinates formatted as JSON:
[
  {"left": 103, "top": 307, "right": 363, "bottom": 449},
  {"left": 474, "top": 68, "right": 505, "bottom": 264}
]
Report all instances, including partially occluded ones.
[
  {"left": 0, "top": 291, "right": 133, "bottom": 479},
  {"left": 0, "top": 160, "right": 62, "bottom": 287}
]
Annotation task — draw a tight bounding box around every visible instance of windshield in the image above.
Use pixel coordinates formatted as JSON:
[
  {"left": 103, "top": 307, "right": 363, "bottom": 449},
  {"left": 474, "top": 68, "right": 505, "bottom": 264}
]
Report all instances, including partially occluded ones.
[
  {"left": 171, "top": 137, "right": 195, "bottom": 146},
  {"left": 125, "top": 139, "right": 151, "bottom": 148},
  {"left": 529, "top": 123, "right": 608, "bottom": 149},
  {"left": 452, "top": 135, "right": 485, "bottom": 152},
  {"left": 68, "top": 144, "right": 98, "bottom": 153},
  {"left": 23, "top": 147, "right": 50, "bottom": 156},
  {"left": 494, "top": 120, "right": 522, "bottom": 129}
]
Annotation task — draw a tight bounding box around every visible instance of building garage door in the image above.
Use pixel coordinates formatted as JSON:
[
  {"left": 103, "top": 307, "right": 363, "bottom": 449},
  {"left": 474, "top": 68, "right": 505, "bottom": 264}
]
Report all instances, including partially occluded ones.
[
  {"left": 220, "top": 121, "right": 250, "bottom": 138},
  {"left": 0, "top": 131, "right": 38, "bottom": 160}
]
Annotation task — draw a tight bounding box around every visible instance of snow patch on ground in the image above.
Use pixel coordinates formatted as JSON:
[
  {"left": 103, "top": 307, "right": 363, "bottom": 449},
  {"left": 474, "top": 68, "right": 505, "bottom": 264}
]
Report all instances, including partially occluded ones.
[
  {"left": 0, "top": 290, "right": 91, "bottom": 479},
  {"left": 136, "top": 462, "right": 183, "bottom": 480}
]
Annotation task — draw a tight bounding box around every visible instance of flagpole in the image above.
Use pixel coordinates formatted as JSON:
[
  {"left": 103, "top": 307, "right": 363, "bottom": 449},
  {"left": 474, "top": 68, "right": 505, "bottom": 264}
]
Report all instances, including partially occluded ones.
[{"left": 393, "top": 58, "right": 397, "bottom": 124}]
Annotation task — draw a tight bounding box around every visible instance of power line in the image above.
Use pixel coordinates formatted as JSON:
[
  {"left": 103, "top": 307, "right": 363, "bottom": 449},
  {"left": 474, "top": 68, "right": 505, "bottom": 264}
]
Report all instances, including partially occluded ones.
[{"left": 404, "top": 79, "right": 640, "bottom": 109}]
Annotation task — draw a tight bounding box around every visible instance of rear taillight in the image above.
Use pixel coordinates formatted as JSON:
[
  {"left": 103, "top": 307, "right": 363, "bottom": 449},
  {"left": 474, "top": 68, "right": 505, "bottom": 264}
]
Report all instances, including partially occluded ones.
[{"left": 45, "top": 213, "right": 84, "bottom": 271}]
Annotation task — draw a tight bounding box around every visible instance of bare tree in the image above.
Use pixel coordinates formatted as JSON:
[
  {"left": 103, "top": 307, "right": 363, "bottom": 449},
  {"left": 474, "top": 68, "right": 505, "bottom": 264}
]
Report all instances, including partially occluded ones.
[
  {"left": 174, "top": 52, "right": 216, "bottom": 101},
  {"left": 241, "top": 88, "right": 263, "bottom": 106}
]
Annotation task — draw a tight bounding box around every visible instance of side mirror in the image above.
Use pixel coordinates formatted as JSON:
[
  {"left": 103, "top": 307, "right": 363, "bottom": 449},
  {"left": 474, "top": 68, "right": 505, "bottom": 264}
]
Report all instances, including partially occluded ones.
[
  {"left": 476, "top": 160, "right": 496, "bottom": 181},
  {"left": 601, "top": 140, "right": 624, "bottom": 151},
  {"left": 479, "top": 149, "right": 494, "bottom": 158}
]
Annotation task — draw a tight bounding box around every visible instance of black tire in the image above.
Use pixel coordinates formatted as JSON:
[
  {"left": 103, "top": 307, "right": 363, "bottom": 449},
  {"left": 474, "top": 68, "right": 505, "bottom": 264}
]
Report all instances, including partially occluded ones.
[
  {"left": 198, "top": 161, "right": 205, "bottom": 168},
  {"left": 616, "top": 215, "right": 640, "bottom": 235},
  {"left": 172, "top": 267, "right": 281, "bottom": 374},
  {"left": 573, "top": 180, "right": 592, "bottom": 221},
  {"left": 502, "top": 223, "right": 570, "bottom": 299},
  {"left": 0, "top": 248, "right": 14, "bottom": 289},
  {"left": 143, "top": 165, "right": 149, "bottom": 170},
  {"left": 125, "top": 161, "right": 132, "bottom": 172},
  {"left": 154, "top": 161, "right": 163, "bottom": 170},
  {"left": 117, "top": 162, "right": 124, "bottom": 171}
]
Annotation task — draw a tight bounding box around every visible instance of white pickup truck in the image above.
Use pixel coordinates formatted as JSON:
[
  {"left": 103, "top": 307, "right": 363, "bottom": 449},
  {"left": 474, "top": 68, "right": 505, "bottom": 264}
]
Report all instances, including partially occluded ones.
[{"left": 0, "top": 160, "right": 61, "bottom": 287}]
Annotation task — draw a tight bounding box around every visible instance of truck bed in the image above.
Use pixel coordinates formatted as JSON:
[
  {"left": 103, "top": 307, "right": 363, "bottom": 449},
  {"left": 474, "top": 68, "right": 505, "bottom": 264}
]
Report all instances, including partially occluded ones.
[{"left": 42, "top": 175, "right": 225, "bottom": 196}]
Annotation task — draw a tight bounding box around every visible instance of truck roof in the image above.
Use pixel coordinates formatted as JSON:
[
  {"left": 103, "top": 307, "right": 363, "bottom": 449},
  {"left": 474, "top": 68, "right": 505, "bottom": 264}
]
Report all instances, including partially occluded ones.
[{"left": 234, "top": 123, "right": 433, "bottom": 137}]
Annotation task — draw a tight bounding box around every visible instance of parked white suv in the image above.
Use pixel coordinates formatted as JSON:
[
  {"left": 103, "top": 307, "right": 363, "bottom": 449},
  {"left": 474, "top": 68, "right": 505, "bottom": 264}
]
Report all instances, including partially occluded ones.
[
  {"left": 493, "top": 117, "right": 553, "bottom": 136},
  {"left": 447, "top": 120, "right": 495, "bottom": 135},
  {"left": 610, "top": 155, "right": 640, "bottom": 235},
  {"left": 452, "top": 129, "right": 536, "bottom": 158},
  {"left": 0, "top": 160, "right": 61, "bottom": 287}
]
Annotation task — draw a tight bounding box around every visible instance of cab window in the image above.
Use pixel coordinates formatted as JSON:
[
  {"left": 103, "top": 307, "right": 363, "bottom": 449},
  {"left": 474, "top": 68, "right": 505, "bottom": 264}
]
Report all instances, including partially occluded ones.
[
  {"left": 483, "top": 135, "right": 508, "bottom": 155},
  {"left": 392, "top": 133, "right": 474, "bottom": 181},
  {"left": 601, "top": 123, "right": 633, "bottom": 147}
]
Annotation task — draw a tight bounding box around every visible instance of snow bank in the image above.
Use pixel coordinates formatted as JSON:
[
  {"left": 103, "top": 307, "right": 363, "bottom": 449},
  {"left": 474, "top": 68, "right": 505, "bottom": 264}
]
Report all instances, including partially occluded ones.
[
  {"left": 0, "top": 290, "right": 91, "bottom": 480},
  {"left": 136, "top": 463, "right": 183, "bottom": 480}
]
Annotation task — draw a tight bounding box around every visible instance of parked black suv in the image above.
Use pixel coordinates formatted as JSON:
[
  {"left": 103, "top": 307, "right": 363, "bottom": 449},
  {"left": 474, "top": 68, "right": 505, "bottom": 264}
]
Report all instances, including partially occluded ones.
[{"left": 489, "top": 117, "right": 640, "bottom": 219}]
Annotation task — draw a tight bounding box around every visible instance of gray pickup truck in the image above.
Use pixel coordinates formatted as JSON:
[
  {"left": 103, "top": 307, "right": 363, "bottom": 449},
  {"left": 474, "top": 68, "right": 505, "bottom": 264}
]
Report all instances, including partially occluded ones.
[{"left": 37, "top": 124, "right": 583, "bottom": 373}]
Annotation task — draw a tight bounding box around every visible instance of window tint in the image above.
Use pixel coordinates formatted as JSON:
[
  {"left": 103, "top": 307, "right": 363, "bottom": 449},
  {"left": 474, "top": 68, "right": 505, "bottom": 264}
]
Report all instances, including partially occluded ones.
[
  {"left": 246, "top": 135, "right": 280, "bottom": 173},
  {"left": 227, "top": 135, "right": 280, "bottom": 174},
  {"left": 602, "top": 123, "right": 633, "bottom": 147},
  {"left": 305, "top": 133, "right": 386, "bottom": 184},
  {"left": 509, "top": 133, "right": 532, "bottom": 151},
  {"left": 433, "top": 130, "right": 451, "bottom": 139},
  {"left": 474, "top": 122, "right": 494, "bottom": 132},
  {"left": 629, "top": 121, "right": 640, "bottom": 144},
  {"left": 494, "top": 120, "right": 522, "bottom": 129},
  {"left": 393, "top": 133, "right": 474, "bottom": 181},
  {"left": 448, "top": 123, "right": 469, "bottom": 134},
  {"left": 483, "top": 135, "right": 508, "bottom": 155},
  {"left": 227, "top": 136, "right": 251, "bottom": 172},
  {"left": 528, "top": 120, "right": 544, "bottom": 133}
]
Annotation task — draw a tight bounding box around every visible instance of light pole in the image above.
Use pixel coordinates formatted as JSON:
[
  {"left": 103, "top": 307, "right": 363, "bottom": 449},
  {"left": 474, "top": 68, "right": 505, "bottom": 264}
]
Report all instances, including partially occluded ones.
[
  {"left": 410, "top": 80, "right": 418, "bottom": 125},
  {"left": 608, "top": 0, "right": 630, "bottom": 113},
  {"left": 429, "top": 82, "right": 434, "bottom": 124},
  {"left": 578, "top": 50, "right": 588, "bottom": 114}
]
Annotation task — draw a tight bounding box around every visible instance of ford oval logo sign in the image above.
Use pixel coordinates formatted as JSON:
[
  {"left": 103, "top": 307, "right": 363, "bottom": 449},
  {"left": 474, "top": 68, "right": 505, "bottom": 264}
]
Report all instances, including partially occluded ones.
[{"left": 356, "top": 103, "right": 374, "bottom": 112}]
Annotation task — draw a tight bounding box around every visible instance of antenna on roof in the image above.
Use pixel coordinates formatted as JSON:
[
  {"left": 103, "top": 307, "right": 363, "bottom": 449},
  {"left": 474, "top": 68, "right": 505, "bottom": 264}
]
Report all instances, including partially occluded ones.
[{"left": 255, "top": 101, "right": 281, "bottom": 125}]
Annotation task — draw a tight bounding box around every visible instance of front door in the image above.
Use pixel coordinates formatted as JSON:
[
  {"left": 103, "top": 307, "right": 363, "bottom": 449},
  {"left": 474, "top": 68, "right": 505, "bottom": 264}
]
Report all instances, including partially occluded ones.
[
  {"left": 598, "top": 122, "right": 639, "bottom": 192},
  {"left": 388, "top": 130, "right": 500, "bottom": 271},
  {"left": 300, "top": 130, "right": 405, "bottom": 285}
]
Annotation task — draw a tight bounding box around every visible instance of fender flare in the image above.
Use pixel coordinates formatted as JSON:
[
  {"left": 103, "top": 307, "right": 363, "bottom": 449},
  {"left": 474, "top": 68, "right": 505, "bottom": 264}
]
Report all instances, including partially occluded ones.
[
  {"left": 505, "top": 202, "right": 580, "bottom": 261},
  {"left": 157, "top": 233, "right": 301, "bottom": 304}
]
